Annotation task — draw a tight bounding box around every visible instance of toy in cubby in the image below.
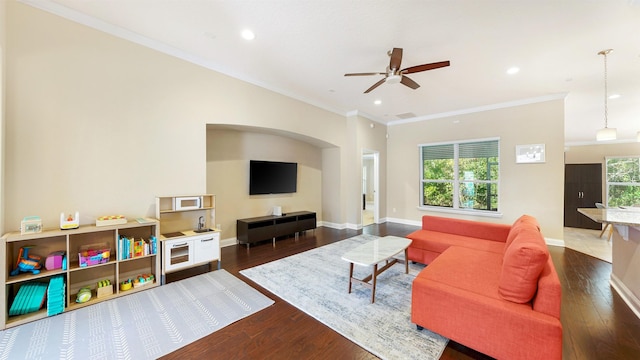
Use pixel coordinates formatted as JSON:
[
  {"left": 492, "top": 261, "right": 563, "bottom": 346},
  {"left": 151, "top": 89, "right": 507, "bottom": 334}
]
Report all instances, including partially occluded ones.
[
  {"left": 9, "top": 282, "right": 48, "bottom": 316},
  {"left": 120, "top": 274, "right": 154, "bottom": 291},
  {"left": 78, "top": 245, "right": 110, "bottom": 267},
  {"left": 10, "top": 246, "right": 42, "bottom": 276},
  {"left": 120, "top": 279, "right": 132, "bottom": 291},
  {"left": 45, "top": 251, "right": 66, "bottom": 271},
  {"left": 47, "top": 276, "right": 65, "bottom": 316},
  {"left": 76, "top": 287, "right": 92, "bottom": 303},
  {"left": 133, "top": 274, "right": 155, "bottom": 288},
  {"left": 96, "top": 279, "right": 113, "bottom": 298}
]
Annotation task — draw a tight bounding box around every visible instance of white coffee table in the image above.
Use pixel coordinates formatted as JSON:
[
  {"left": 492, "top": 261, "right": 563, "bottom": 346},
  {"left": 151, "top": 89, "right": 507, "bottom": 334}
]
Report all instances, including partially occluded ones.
[{"left": 341, "top": 236, "right": 412, "bottom": 303}]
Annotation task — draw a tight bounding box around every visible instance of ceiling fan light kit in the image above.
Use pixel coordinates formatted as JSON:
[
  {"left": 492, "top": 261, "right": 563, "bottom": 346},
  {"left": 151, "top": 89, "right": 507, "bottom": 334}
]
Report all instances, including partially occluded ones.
[
  {"left": 385, "top": 74, "right": 401, "bottom": 84},
  {"left": 345, "top": 48, "right": 450, "bottom": 93}
]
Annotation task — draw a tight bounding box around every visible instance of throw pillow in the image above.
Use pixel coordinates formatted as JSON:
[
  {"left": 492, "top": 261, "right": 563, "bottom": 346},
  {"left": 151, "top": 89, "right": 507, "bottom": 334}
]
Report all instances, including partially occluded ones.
[{"left": 499, "top": 230, "right": 549, "bottom": 303}]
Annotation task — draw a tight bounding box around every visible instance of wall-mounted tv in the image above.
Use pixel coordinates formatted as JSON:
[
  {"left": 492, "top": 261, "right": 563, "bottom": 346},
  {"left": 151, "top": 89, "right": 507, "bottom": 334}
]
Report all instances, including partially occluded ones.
[{"left": 249, "top": 160, "right": 298, "bottom": 195}]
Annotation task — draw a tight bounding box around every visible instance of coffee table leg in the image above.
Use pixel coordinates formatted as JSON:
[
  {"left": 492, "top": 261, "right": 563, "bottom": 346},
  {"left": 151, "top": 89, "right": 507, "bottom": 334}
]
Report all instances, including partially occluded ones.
[
  {"left": 371, "top": 263, "right": 378, "bottom": 303},
  {"left": 348, "top": 262, "right": 354, "bottom": 294},
  {"left": 404, "top": 248, "right": 409, "bottom": 274}
]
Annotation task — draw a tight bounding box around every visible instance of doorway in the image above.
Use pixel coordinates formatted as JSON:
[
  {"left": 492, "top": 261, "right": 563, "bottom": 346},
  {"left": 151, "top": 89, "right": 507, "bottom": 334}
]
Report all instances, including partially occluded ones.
[{"left": 362, "top": 150, "right": 379, "bottom": 226}]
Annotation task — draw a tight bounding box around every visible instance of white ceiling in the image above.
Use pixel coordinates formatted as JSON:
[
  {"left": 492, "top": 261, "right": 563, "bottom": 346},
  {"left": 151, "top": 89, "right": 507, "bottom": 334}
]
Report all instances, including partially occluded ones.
[{"left": 24, "top": 0, "right": 640, "bottom": 145}]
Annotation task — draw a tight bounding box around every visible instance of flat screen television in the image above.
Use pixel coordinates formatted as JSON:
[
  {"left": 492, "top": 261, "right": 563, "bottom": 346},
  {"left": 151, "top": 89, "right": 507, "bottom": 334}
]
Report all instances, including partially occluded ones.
[{"left": 249, "top": 160, "right": 298, "bottom": 195}]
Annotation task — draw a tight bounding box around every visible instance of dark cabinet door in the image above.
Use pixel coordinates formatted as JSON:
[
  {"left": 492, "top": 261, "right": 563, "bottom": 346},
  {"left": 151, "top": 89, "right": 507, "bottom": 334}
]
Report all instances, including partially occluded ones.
[{"left": 564, "top": 164, "right": 602, "bottom": 229}]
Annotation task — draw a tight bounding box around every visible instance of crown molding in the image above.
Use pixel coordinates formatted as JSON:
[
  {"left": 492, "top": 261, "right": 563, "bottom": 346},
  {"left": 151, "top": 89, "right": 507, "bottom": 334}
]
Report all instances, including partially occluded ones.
[{"left": 386, "top": 93, "right": 568, "bottom": 126}]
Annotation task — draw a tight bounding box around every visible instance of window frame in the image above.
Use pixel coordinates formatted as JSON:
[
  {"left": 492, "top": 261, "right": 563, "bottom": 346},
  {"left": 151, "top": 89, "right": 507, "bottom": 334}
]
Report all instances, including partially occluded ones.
[{"left": 418, "top": 137, "right": 501, "bottom": 216}]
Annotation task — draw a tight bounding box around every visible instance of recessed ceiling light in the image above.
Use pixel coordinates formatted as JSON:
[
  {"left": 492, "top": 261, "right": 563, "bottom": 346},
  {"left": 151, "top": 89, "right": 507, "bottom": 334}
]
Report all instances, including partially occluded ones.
[
  {"left": 374, "top": 99, "right": 382, "bottom": 105},
  {"left": 608, "top": 94, "right": 621, "bottom": 99},
  {"left": 507, "top": 67, "right": 520, "bottom": 75},
  {"left": 241, "top": 29, "right": 255, "bottom": 40}
]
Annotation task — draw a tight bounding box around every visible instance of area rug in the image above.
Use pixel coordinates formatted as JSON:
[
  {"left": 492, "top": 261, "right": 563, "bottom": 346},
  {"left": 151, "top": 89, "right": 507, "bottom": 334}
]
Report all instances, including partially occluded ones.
[
  {"left": 240, "top": 234, "right": 448, "bottom": 360},
  {"left": 0, "top": 269, "right": 274, "bottom": 360}
]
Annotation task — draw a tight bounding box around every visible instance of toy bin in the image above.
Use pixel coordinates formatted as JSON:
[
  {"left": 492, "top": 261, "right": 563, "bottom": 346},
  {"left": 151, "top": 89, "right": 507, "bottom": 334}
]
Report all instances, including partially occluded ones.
[{"left": 78, "top": 244, "right": 111, "bottom": 267}]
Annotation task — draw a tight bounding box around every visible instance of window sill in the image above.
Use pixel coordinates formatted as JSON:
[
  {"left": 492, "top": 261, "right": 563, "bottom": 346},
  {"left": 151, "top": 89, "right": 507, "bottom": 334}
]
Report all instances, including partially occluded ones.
[{"left": 416, "top": 206, "right": 503, "bottom": 218}]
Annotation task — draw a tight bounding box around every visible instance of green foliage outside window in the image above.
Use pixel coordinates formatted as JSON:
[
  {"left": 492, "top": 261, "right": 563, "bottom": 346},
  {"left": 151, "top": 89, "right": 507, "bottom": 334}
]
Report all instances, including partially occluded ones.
[
  {"left": 607, "top": 157, "right": 640, "bottom": 207},
  {"left": 421, "top": 140, "right": 499, "bottom": 211}
]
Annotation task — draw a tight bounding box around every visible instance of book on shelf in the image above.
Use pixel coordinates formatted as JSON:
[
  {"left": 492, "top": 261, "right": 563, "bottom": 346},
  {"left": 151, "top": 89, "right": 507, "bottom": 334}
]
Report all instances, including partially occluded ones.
[{"left": 119, "top": 235, "right": 157, "bottom": 260}]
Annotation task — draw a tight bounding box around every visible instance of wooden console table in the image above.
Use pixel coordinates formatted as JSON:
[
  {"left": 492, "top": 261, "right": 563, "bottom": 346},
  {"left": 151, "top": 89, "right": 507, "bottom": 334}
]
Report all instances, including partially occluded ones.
[{"left": 236, "top": 211, "right": 316, "bottom": 248}]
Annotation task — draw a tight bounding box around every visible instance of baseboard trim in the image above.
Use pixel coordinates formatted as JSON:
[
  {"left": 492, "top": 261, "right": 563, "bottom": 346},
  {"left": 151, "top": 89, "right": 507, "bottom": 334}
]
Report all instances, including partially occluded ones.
[
  {"left": 221, "top": 238, "right": 237, "bottom": 248},
  {"left": 610, "top": 273, "right": 640, "bottom": 320},
  {"left": 386, "top": 217, "right": 422, "bottom": 227},
  {"left": 545, "top": 237, "right": 565, "bottom": 247}
]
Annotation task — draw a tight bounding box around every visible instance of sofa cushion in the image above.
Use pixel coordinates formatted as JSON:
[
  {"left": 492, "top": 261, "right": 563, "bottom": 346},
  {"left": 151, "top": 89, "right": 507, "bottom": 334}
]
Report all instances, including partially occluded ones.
[
  {"left": 416, "top": 246, "right": 504, "bottom": 299},
  {"left": 499, "top": 228, "right": 549, "bottom": 303}
]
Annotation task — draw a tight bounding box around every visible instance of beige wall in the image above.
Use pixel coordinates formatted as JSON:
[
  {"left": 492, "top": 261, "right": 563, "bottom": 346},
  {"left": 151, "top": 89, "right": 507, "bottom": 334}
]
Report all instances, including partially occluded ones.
[
  {"left": 387, "top": 99, "right": 566, "bottom": 239},
  {"left": 205, "top": 127, "right": 324, "bottom": 239},
  {"left": 3, "top": 2, "right": 578, "bottom": 241},
  {"left": 0, "top": 1, "right": 5, "bottom": 235},
  {"left": 4, "top": 2, "right": 364, "bottom": 231}
]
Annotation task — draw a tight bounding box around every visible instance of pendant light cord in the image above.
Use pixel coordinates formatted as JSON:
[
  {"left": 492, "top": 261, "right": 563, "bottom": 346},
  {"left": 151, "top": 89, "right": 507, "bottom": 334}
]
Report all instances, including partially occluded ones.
[{"left": 603, "top": 51, "right": 608, "bottom": 128}]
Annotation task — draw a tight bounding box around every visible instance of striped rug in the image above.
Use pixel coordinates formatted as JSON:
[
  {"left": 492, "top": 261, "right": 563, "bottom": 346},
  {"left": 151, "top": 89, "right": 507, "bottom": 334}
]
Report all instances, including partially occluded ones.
[{"left": 0, "top": 270, "right": 274, "bottom": 359}]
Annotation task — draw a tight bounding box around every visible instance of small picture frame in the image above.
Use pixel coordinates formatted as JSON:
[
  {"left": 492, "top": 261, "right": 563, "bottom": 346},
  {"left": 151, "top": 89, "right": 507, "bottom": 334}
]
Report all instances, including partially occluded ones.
[{"left": 516, "top": 144, "right": 545, "bottom": 164}]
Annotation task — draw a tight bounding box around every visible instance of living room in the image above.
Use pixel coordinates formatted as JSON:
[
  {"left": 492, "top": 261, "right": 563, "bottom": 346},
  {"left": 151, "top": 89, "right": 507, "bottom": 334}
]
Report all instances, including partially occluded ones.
[{"left": 2, "top": 1, "right": 640, "bottom": 359}]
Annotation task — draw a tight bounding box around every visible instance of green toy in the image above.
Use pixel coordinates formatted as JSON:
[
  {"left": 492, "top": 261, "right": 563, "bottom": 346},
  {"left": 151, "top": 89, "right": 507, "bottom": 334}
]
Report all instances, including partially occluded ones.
[{"left": 76, "top": 287, "right": 92, "bottom": 303}]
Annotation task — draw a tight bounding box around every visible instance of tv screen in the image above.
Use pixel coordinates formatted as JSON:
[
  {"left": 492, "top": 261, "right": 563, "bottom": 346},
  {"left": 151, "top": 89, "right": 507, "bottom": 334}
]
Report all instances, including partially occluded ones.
[{"left": 249, "top": 160, "right": 298, "bottom": 195}]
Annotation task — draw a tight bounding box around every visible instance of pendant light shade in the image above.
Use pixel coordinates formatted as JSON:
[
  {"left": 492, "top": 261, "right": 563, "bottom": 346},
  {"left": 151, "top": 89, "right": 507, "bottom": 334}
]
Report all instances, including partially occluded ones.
[
  {"left": 596, "top": 127, "right": 617, "bottom": 141},
  {"left": 596, "top": 49, "right": 616, "bottom": 141}
]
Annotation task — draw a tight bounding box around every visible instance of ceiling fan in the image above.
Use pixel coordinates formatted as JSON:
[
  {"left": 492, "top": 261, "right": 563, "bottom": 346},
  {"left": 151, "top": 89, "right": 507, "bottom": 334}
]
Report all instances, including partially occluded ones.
[{"left": 344, "top": 48, "right": 450, "bottom": 93}]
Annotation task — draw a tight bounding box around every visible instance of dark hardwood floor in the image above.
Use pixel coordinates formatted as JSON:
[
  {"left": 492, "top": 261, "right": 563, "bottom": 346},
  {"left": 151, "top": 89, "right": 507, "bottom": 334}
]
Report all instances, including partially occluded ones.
[{"left": 160, "top": 223, "right": 640, "bottom": 360}]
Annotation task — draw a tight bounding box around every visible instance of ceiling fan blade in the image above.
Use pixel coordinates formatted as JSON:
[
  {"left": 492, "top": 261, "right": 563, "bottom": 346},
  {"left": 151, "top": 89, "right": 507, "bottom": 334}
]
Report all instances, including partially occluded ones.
[
  {"left": 344, "top": 72, "right": 385, "bottom": 76},
  {"left": 389, "top": 48, "right": 403, "bottom": 72},
  {"left": 400, "top": 75, "right": 420, "bottom": 90},
  {"left": 401, "top": 60, "right": 450, "bottom": 74},
  {"left": 364, "top": 78, "right": 386, "bottom": 93}
]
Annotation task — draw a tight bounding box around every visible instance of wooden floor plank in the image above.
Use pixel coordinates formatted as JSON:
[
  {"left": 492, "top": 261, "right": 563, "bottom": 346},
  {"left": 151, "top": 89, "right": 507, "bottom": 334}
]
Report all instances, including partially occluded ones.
[{"left": 160, "top": 223, "right": 640, "bottom": 360}]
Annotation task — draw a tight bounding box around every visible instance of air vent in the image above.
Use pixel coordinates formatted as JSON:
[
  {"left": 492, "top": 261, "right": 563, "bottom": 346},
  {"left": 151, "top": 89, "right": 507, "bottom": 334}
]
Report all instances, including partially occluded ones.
[{"left": 395, "top": 112, "right": 417, "bottom": 119}]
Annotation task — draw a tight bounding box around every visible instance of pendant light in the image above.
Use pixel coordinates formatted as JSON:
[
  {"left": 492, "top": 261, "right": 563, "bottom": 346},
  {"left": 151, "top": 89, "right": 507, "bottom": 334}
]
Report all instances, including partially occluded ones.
[{"left": 596, "top": 49, "right": 616, "bottom": 141}]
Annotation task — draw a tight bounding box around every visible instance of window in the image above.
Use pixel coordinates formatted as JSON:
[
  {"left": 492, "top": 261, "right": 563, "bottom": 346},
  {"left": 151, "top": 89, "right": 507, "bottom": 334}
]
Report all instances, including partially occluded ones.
[
  {"left": 606, "top": 156, "right": 640, "bottom": 207},
  {"left": 420, "top": 139, "right": 499, "bottom": 212}
]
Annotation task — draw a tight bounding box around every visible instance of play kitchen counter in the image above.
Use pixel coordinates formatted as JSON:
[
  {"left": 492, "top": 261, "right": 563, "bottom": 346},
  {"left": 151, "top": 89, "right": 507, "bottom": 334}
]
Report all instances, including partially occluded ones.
[
  {"left": 156, "top": 195, "right": 220, "bottom": 284},
  {"left": 579, "top": 207, "right": 640, "bottom": 318}
]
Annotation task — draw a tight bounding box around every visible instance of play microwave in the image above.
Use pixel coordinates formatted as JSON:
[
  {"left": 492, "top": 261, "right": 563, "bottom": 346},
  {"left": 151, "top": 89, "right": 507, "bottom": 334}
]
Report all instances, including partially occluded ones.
[{"left": 173, "top": 196, "right": 202, "bottom": 211}]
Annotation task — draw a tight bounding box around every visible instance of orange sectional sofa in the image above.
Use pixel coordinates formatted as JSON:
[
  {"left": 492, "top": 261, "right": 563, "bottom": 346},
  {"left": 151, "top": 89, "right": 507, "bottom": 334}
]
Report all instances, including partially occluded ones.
[{"left": 407, "top": 215, "right": 562, "bottom": 360}]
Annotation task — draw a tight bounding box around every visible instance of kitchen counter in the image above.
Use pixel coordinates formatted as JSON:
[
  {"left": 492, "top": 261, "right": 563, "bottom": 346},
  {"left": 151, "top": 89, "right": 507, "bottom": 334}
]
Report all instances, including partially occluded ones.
[
  {"left": 579, "top": 207, "right": 640, "bottom": 319},
  {"left": 578, "top": 207, "right": 640, "bottom": 227}
]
